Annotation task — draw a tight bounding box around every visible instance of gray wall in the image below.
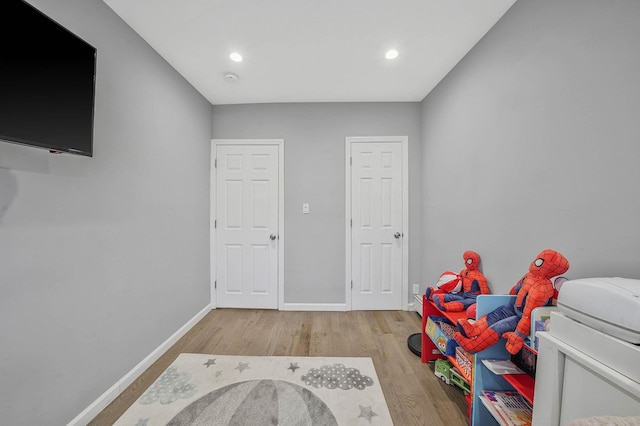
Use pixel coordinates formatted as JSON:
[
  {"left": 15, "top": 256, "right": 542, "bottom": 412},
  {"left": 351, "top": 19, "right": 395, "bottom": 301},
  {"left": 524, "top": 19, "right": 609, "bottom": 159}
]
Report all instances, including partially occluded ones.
[
  {"left": 0, "top": 0, "right": 212, "bottom": 424},
  {"left": 421, "top": 0, "right": 640, "bottom": 294},
  {"left": 212, "top": 103, "right": 422, "bottom": 304}
]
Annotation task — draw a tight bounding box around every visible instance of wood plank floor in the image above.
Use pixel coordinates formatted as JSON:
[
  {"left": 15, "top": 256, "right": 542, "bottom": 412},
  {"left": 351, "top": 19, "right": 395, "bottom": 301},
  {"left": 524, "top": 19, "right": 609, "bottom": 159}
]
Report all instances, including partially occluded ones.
[{"left": 89, "top": 309, "right": 468, "bottom": 426}]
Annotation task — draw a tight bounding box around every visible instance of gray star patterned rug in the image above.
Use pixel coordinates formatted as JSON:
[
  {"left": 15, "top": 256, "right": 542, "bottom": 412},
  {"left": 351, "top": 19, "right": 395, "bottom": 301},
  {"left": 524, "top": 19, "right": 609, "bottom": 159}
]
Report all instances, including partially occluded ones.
[{"left": 114, "top": 354, "right": 393, "bottom": 425}]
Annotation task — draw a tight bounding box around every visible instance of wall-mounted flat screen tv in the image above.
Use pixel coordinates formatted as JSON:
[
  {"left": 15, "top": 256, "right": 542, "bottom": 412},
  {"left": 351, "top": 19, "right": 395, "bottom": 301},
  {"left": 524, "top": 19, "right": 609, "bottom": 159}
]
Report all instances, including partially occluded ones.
[{"left": 0, "top": 0, "right": 97, "bottom": 157}]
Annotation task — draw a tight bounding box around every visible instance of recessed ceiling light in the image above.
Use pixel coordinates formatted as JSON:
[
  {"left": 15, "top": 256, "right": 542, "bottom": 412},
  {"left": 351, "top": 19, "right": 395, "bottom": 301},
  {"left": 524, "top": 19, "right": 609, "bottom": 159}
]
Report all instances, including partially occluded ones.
[
  {"left": 230, "top": 52, "right": 243, "bottom": 62},
  {"left": 385, "top": 49, "right": 399, "bottom": 60}
]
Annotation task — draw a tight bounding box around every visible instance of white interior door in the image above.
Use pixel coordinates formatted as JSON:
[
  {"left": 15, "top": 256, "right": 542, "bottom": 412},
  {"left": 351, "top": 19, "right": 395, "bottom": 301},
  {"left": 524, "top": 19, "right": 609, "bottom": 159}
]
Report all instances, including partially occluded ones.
[
  {"left": 348, "top": 137, "right": 407, "bottom": 310},
  {"left": 213, "top": 141, "right": 281, "bottom": 309}
]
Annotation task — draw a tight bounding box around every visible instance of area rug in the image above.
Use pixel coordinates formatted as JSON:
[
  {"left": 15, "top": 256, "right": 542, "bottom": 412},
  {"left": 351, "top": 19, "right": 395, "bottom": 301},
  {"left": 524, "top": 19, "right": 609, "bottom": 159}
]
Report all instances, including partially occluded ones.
[{"left": 114, "top": 353, "right": 393, "bottom": 425}]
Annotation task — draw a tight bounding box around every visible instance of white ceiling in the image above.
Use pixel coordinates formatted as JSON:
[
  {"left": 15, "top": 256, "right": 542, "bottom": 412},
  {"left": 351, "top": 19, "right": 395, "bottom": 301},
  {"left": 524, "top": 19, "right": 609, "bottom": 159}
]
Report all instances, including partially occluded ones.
[{"left": 102, "top": 0, "right": 516, "bottom": 105}]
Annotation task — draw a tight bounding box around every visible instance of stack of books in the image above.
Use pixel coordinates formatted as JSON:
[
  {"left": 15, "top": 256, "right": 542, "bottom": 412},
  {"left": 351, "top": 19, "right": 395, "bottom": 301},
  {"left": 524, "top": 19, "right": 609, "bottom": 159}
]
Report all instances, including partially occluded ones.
[{"left": 479, "top": 390, "right": 532, "bottom": 426}]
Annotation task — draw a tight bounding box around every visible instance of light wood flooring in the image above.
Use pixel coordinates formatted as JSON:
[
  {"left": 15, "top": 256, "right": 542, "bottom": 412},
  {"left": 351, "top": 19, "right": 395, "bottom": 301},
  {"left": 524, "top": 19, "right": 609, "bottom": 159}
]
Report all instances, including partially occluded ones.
[{"left": 89, "top": 309, "right": 467, "bottom": 426}]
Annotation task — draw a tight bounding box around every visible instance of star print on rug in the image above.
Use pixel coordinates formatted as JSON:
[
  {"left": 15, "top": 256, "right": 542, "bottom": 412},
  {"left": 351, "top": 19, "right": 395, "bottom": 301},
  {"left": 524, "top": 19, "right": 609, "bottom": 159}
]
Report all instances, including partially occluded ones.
[
  {"left": 203, "top": 359, "right": 216, "bottom": 368},
  {"left": 288, "top": 362, "right": 300, "bottom": 373},
  {"left": 358, "top": 405, "right": 378, "bottom": 423},
  {"left": 235, "top": 362, "right": 250, "bottom": 373}
]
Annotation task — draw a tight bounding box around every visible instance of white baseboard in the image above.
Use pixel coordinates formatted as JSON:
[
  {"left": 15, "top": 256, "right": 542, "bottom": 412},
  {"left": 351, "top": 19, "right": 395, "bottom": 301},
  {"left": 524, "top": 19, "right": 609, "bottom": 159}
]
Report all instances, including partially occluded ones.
[
  {"left": 281, "top": 302, "right": 348, "bottom": 311},
  {"left": 282, "top": 302, "right": 415, "bottom": 312},
  {"left": 413, "top": 294, "right": 423, "bottom": 316},
  {"left": 67, "top": 304, "right": 213, "bottom": 426}
]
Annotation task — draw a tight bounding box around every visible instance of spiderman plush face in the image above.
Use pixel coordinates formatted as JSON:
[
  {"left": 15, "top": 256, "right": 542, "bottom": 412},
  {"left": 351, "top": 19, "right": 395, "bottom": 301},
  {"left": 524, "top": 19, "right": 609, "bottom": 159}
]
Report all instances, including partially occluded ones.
[
  {"left": 529, "top": 249, "right": 569, "bottom": 279},
  {"left": 463, "top": 251, "right": 480, "bottom": 271}
]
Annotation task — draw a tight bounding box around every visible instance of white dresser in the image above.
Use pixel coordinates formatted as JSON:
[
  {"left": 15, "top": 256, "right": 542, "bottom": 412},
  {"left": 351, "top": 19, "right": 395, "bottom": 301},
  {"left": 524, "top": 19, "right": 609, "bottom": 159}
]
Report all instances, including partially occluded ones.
[{"left": 532, "top": 312, "right": 640, "bottom": 425}]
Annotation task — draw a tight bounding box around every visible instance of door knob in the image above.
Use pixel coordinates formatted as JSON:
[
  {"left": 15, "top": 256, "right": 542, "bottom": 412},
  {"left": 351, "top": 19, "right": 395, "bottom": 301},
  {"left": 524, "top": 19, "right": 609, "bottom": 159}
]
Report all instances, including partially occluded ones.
[
  {"left": 270, "top": 234, "right": 277, "bottom": 240},
  {"left": 394, "top": 232, "right": 402, "bottom": 239}
]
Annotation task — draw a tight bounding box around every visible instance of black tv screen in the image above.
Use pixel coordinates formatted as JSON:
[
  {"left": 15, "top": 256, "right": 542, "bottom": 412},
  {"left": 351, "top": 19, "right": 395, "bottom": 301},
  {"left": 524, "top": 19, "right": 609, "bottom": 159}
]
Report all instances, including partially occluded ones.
[{"left": 0, "top": 0, "right": 97, "bottom": 157}]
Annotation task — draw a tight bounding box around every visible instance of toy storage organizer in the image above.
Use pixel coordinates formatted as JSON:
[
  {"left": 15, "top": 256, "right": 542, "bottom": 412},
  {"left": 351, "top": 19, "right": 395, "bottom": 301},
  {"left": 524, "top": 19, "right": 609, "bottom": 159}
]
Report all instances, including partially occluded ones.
[{"left": 422, "top": 294, "right": 537, "bottom": 425}]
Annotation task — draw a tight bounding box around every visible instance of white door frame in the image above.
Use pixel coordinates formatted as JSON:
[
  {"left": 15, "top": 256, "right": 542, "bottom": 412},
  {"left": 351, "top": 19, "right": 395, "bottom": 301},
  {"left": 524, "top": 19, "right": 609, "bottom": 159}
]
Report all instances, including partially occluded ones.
[
  {"left": 345, "top": 136, "right": 409, "bottom": 310},
  {"left": 210, "top": 139, "right": 285, "bottom": 309}
]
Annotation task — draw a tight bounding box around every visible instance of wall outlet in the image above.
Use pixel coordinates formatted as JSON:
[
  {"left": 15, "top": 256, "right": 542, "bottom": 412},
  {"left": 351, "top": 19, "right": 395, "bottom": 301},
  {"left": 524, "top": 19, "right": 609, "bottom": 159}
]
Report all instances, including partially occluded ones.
[{"left": 412, "top": 284, "right": 420, "bottom": 295}]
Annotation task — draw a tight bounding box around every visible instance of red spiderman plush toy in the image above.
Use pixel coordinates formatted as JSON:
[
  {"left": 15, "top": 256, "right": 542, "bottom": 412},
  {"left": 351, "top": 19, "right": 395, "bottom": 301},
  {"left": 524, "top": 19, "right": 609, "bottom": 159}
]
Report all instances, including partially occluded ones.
[
  {"left": 454, "top": 249, "right": 569, "bottom": 355},
  {"left": 425, "top": 250, "right": 490, "bottom": 312}
]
